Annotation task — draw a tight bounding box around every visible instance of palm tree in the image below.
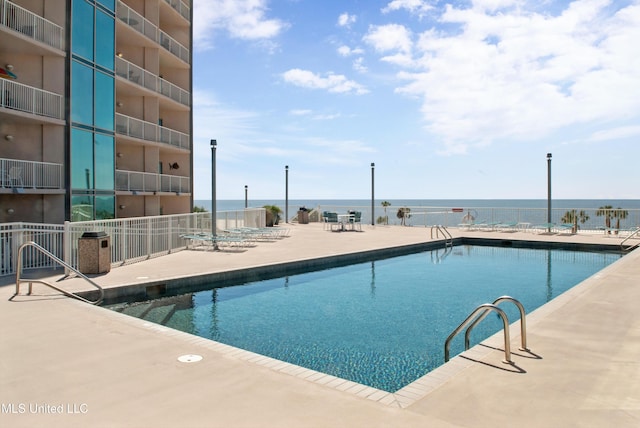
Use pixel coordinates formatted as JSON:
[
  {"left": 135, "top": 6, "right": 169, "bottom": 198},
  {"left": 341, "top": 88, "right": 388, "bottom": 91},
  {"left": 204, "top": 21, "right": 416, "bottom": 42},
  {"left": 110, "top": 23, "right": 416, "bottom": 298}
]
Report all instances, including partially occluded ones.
[
  {"left": 561, "top": 209, "right": 590, "bottom": 233},
  {"left": 612, "top": 207, "right": 629, "bottom": 234},
  {"left": 381, "top": 201, "right": 391, "bottom": 225},
  {"left": 596, "top": 205, "right": 613, "bottom": 234}
]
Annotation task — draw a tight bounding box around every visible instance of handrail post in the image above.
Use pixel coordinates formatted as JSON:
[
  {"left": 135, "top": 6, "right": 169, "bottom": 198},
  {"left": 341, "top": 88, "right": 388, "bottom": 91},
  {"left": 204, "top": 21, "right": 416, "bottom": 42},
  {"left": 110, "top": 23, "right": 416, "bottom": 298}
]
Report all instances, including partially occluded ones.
[
  {"left": 445, "top": 303, "right": 512, "bottom": 364},
  {"left": 464, "top": 296, "right": 528, "bottom": 352}
]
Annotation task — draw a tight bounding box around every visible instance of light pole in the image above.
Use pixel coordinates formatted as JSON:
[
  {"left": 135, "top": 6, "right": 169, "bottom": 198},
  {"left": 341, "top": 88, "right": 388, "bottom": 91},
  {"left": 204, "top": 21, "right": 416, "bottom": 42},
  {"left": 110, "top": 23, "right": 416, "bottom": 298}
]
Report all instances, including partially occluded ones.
[
  {"left": 210, "top": 139, "right": 218, "bottom": 250},
  {"left": 371, "top": 162, "right": 375, "bottom": 226},
  {"left": 547, "top": 153, "right": 552, "bottom": 232},
  {"left": 285, "top": 165, "right": 289, "bottom": 224},
  {"left": 244, "top": 185, "right": 248, "bottom": 209}
]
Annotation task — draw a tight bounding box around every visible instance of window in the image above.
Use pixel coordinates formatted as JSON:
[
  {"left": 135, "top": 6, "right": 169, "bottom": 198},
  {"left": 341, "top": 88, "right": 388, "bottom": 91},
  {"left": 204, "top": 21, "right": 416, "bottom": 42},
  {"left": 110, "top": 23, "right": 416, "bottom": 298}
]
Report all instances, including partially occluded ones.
[
  {"left": 72, "top": 0, "right": 95, "bottom": 61},
  {"left": 94, "top": 133, "right": 114, "bottom": 190},
  {"left": 71, "top": 61, "right": 94, "bottom": 126},
  {"left": 95, "top": 71, "right": 114, "bottom": 130},
  {"left": 95, "top": 9, "right": 114, "bottom": 70},
  {"left": 71, "top": 128, "right": 94, "bottom": 190}
]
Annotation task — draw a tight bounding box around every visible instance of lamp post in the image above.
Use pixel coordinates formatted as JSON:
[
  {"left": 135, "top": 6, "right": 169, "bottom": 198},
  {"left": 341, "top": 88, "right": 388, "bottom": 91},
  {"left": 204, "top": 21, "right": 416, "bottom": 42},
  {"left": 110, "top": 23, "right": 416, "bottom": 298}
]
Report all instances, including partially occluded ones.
[
  {"left": 285, "top": 165, "right": 289, "bottom": 224},
  {"left": 547, "top": 153, "right": 552, "bottom": 232},
  {"left": 371, "top": 162, "right": 375, "bottom": 226},
  {"left": 210, "top": 139, "right": 218, "bottom": 250},
  {"left": 244, "top": 185, "right": 248, "bottom": 209}
]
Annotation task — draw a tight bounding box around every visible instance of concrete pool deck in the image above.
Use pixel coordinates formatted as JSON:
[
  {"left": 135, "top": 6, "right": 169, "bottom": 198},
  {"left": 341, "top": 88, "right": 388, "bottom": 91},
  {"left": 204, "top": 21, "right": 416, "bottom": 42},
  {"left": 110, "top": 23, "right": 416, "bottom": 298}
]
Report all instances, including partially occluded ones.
[{"left": 1, "top": 223, "right": 639, "bottom": 427}]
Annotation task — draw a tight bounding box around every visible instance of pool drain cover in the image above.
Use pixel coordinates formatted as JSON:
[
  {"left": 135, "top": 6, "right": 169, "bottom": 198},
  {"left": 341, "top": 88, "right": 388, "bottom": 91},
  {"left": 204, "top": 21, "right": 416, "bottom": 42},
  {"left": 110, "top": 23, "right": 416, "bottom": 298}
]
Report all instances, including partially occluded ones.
[{"left": 178, "top": 354, "right": 203, "bottom": 363}]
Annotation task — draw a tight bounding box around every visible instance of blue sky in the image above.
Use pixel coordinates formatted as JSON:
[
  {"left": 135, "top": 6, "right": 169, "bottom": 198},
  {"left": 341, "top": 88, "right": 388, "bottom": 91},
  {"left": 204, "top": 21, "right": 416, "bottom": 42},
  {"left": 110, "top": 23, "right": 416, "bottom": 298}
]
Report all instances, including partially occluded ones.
[{"left": 191, "top": 0, "right": 640, "bottom": 200}]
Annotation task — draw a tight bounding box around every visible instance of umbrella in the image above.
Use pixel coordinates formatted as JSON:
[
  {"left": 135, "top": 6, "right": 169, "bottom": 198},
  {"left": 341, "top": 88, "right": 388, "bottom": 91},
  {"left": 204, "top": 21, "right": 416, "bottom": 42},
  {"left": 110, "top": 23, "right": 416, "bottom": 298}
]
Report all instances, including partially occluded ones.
[{"left": 0, "top": 67, "right": 17, "bottom": 80}]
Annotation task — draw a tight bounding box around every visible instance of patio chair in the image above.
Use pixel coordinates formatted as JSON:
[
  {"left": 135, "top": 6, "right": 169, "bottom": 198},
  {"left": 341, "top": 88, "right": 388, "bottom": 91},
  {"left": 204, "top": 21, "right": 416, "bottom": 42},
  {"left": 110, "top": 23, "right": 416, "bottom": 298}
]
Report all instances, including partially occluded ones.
[
  {"left": 349, "top": 211, "right": 362, "bottom": 231},
  {"left": 5, "top": 167, "right": 23, "bottom": 188},
  {"left": 323, "top": 212, "right": 340, "bottom": 231}
]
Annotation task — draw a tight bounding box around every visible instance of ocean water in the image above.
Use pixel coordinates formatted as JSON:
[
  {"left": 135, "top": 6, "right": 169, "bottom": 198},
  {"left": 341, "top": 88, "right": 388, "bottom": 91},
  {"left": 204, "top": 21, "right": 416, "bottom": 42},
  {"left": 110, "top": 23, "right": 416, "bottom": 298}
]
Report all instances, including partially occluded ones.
[{"left": 195, "top": 199, "right": 640, "bottom": 212}]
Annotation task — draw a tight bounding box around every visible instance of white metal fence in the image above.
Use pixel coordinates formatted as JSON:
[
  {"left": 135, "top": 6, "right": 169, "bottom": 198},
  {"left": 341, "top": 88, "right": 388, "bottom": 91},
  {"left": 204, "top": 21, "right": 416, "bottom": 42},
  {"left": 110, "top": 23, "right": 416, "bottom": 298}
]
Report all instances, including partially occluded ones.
[
  {"left": 0, "top": 157, "right": 64, "bottom": 190},
  {"left": 1, "top": 78, "right": 64, "bottom": 119},
  {"left": 115, "top": 57, "right": 190, "bottom": 107},
  {"left": 1, "top": 209, "right": 266, "bottom": 277},
  {"left": 115, "top": 113, "right": 190, "bottom": 150},
  {"left": 1, "top": 0, "right": 65, "bottom": 50},
  {"left": 116, "top": 1, "right": 189, "bottom": 64},
  {"left": 317, "top": 205, "right": 640, "bottom": 233},
  {"left": 115, "top": 170, "right": 190, "bottom": 193}
]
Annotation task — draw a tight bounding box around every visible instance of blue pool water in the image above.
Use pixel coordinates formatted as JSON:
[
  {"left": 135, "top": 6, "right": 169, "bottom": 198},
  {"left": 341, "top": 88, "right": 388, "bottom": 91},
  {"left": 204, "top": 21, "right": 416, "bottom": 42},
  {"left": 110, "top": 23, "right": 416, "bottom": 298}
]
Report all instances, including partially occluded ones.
[{"left": 109, "top": 245, "right": 621, "bottom": 392}]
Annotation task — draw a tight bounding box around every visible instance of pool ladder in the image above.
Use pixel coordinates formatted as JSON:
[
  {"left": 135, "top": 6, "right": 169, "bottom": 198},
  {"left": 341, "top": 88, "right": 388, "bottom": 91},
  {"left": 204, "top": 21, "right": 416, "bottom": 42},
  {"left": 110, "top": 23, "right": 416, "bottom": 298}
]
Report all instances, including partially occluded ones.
[
  {"left": 431, "top": 225, "right": 453, "bottom": 247},
  {"left": 620, "top": 227, "right": 640, "bottom": 252},
  {"left": 444, "top": 296, "right": 528, "bottom": 364},
  {"left": 13, "top": 241, "right": 104, "bottom": 305}
]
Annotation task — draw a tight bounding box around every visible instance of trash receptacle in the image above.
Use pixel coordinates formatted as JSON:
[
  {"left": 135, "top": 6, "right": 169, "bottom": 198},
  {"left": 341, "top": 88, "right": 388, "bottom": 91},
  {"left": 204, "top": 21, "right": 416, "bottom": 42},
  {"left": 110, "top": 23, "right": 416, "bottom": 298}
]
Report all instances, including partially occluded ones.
[
  {"left": 298, "top": 209, "right": 310, "bottom": 224},
  {"left": 78, "top": 231, "right": 111, "bottom": 274}
]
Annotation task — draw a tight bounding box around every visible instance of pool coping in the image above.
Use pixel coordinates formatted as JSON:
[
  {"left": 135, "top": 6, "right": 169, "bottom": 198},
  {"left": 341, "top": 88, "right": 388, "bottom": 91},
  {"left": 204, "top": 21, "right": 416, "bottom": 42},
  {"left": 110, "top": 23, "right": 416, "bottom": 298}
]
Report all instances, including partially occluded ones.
[{"left": 89, "top": 237, "right": 625, "bottom": 409}]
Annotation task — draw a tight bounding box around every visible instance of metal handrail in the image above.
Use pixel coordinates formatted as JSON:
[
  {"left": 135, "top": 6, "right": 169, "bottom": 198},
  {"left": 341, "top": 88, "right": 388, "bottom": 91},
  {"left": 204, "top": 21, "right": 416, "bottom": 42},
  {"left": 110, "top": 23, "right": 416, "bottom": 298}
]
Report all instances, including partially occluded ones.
[
  {"left": 465, "top": 296, "right": 528, "bottom": 352},
  {"left": 431, "top": 224, "right": 453, "bottom": 247},
  {"left": 620, "top": 227, "right": 640, "bottom": 251},
  {"left": 444, "top": 303, "right": 512, "bottom": 364},
  {"left": 14, "top": 242, "right": 104, "bottom": 305}
]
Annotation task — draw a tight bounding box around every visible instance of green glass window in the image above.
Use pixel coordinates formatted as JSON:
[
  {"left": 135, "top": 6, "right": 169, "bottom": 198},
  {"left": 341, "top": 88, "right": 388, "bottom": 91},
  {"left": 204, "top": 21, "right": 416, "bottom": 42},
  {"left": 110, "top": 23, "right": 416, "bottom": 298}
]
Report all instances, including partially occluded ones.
[
  {"left": 95, "top": 195, "right": 115, "bottom": 220},
  {"left": 94, "top": 133, "right": 114, "bottom": 190},
  {"left": 95, "top": 10, "right": 114, "bottom": 70},
  {"left": 71, "top": 128, "right": 94, "bottom": 190},
  {"left": 72, "top": 0, "right": 94, "bottom": 61},
  {"left": 71, "top": 195, "right": 94, "bottom": 222},
  {"left": 97, "top": 0, "right": 115, "bottom": 12},
  {"left": 71, "top": 61, "right": 94, "bottom": 126},
  {"left": 95, "top": 71, "right": 114, "bottom": 130}
]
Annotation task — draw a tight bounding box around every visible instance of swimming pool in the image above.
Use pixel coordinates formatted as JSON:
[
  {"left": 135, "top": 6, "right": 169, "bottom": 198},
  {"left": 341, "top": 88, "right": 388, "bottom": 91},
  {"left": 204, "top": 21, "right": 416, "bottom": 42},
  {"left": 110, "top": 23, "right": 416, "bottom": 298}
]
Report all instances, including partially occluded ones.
[{"left": 107, "top": 244, "right": 621, "bottom": 392}]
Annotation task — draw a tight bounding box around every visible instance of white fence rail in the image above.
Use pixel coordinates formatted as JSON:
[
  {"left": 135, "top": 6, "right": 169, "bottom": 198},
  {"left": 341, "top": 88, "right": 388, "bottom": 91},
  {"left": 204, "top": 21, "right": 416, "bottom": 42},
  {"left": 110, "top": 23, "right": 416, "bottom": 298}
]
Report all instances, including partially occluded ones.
[
  {"left": 115, "top": 113, "right": 190, "bottom": 150},
  {"left": 1, "top": 157, "right": 64, "bottom": 190},
  {"left": 317, "top": 205, "right": 640, "bottom": 233},
  {"left": 115, "top": 57, "right": 190, "bottom": 107},
  {"left": 163, "top": 0, "right": 190, "bottom": 21},
  {"left": 1, "top": 78, "right": 64, "bottom": 119},
  {"left": 115, "top": 170, "right": 190, "bottom": 193},
  {"left": 116, "top": 1, "right": 189, "bottom": 63},
  {"left": 0, "top": 0, "right": 65, "bottom": 50},
  {"left": 1, "top": 209, "right": 266, "bottom": 276}
]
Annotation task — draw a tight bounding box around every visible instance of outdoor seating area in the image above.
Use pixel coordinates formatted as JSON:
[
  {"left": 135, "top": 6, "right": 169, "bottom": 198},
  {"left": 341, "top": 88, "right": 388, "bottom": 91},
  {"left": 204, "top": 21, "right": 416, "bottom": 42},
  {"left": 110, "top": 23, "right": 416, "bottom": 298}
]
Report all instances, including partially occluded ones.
[
  {"left": 322, "top": 211, "right": 362, "bottom": 232},
  {"left": 180, "top": 227, "right": 290, "bottom": 251}
]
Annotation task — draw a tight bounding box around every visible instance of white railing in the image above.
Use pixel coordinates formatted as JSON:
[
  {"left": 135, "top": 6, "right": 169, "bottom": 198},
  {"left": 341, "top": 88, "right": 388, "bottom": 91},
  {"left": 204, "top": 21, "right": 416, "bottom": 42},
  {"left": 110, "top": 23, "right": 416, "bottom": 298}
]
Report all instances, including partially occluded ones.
[
  {"left": 0, "top": 0, "right": 65, "bottom": 50},
  {"left": 0, "top": 157, "right": 64, "bottom": 190},
  {"left": 317, "top": 205, "right": 640, "bottom": 233},
  {"left": 115, "top": 57, "right": 190, "bottom": 107},
  {"left": 116, "top": 0, "right": 189, "bottom": 64},
  {"left": 163, "top": 0, "right": 190, "bottom": 21},
  {"left": 1, "top": 78, "right": 64, "bottom": 119},
  {"left": 115, "top": 170, "right": 190, "bottom": 193},
  {"left": 116, "top": 113, "right": 190, "bottom": 150},
  {"left": 1, "top": 209, "right": 266, "bottom": 276}
]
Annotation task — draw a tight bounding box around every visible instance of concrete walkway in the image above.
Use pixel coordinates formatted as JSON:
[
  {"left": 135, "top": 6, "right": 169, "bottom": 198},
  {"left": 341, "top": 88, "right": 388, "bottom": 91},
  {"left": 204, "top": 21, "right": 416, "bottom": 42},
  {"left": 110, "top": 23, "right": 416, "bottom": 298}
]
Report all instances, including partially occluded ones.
[{"left": 1, "top": 223, "right": 639, "bottom": 427}]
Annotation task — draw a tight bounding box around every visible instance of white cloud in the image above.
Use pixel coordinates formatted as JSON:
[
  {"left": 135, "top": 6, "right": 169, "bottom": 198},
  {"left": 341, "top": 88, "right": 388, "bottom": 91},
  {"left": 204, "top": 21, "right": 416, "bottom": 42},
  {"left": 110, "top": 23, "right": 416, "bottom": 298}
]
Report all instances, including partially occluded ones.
[
  {"left": 337, "top": 45, "right": 364, "bottom": 57},
  {"left": 282, "top": 69, "right": 369, "bottom": 95},
  {"left": 387, "top": 1, "right": 640, "bottom": 154},
  {"left": 382, "top": 0, "right": 434, "bottom": 18},
  {"left": 193, "top": 0, "right": 287, "bottom": 50},
  {"left": 363, "top": 24, "right": 413, "bottom": 53},
  {"left": 337, "top": 12, "right": 357, "bottom": 28},
  {"left": 587, "top": 125, "right": 640, "bottom": 143},
  {"left": 353, "top": 57, "right": 368, "bottom": 73},
  {"left": 289, "top": 109, "right": 313, "bottom": 116}
]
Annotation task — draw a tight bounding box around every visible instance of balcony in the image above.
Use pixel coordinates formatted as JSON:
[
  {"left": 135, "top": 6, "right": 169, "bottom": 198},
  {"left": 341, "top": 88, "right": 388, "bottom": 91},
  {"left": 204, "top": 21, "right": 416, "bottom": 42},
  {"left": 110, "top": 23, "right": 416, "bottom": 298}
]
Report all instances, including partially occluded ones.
[
  {"left": 0, "top": 0, "right": 65, "bottom": 51},
  {"left": 1, "top": 78, "right": 64, "bottom": 120},
  {"left": 116, "top": 113, "right": 190, "bottom": 150},
  {"left": 116, "top": 1, "right": 189, "bottom": 64},
  {"left": 162, "top": 0, "right": 190, "bottom": 21},
  {"left": 115, "top": 57, "right": 190, "bottom": 107},
  {"left": 116, "top": 170, "right": 190, "bottom": 193},
  {"left": 0, "top": 158, "right": 64, "bottom": 192}
]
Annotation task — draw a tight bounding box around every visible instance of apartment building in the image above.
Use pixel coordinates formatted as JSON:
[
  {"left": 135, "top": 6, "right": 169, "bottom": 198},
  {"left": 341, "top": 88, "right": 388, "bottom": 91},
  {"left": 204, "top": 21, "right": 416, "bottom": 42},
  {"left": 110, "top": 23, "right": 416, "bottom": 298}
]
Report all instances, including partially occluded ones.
[{"left": 0, "top": 0, "right": 193, "bottom": 223}]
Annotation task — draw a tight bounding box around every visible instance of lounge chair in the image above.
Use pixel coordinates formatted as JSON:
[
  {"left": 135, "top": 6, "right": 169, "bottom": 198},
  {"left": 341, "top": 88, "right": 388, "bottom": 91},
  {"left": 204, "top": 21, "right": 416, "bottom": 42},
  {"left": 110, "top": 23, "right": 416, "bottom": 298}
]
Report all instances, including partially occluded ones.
[
  {"left": 531, "top": 223, "right": 556, "bottom": 234},
  {"left": 495, "top": 222, "right": 518, "bottom": 232}
]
